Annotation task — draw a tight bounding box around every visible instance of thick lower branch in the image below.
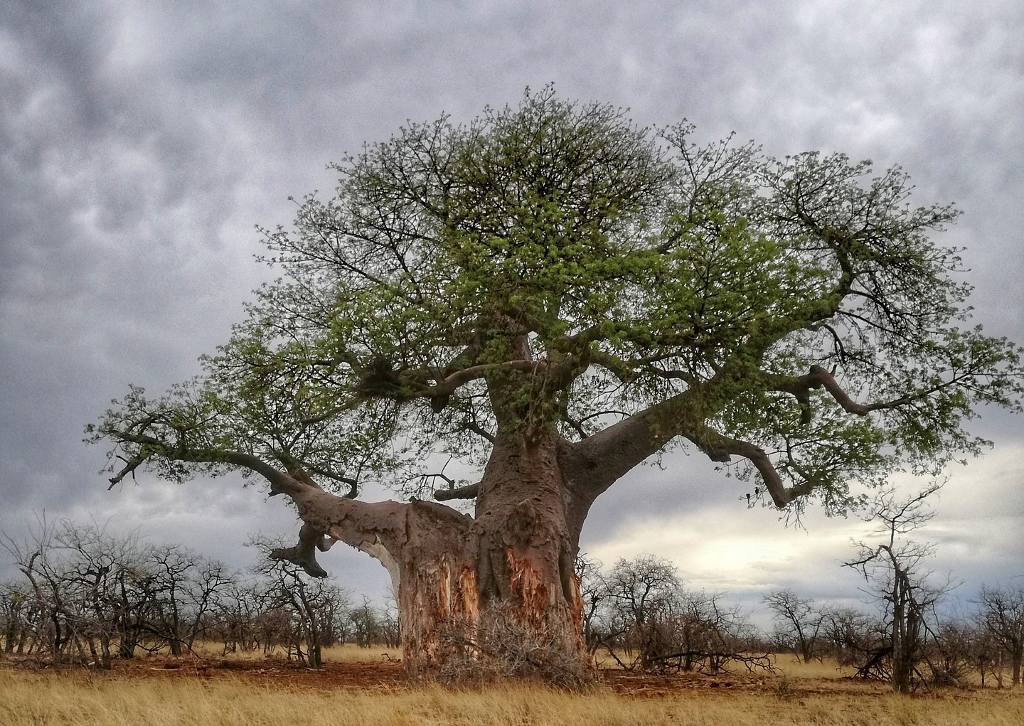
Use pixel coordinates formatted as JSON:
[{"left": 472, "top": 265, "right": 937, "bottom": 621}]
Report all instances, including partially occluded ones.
[
  {"left": 683, "top": 427, "right": 813, "bottom": 507},
  {"left": 270, "top": 523, "right": 334, "bottom": 578},
  {"left": 567, "top": 385, "right": 706, "bottom": 503},
  {"left": 106, "top": 430, "right": 446, "bottom": 577},
  {"left": 273, "top": 480, "right": 473, "bottom": 577}
]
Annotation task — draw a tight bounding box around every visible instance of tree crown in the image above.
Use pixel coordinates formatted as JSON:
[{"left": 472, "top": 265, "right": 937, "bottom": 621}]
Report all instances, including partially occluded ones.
[{"left": 91, "top": 87, "right": 1024, "bottom": 514}]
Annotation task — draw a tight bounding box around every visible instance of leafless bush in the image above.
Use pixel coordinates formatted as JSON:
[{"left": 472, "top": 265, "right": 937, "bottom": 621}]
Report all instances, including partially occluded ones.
[
  {"left": 251, "top": 537, "right": 351, "bottom": 668},
  {"left": 437, "top": 603, "right": 591, "bottom": 690},
  {"left": 763, "top": 589, "right": 829, "bottom": 663},
  {"left": 579, "top": 554, "right": 766, "bottom": 675},
  {"left": 923, "top": 618, "right": 977, "bottom": 687},
  {"left": 820, "top": 606, "right": 883, "bottom": 668},
  {"left": 1, "top": 580, "right": 33, "bottom": 655}
]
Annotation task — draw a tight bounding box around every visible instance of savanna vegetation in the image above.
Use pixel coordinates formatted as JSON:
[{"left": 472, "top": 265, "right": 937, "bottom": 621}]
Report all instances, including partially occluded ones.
[
  {"left": 2, "top": 649, "right": 1023, "bottom": 726},
  {"left": 0, "top": 519, "right": 399, "bottom": 670},
  {"left": 3, "top": 512, "right": 1023, "bottom": 724},
  {"left": 3, "top": 512, "right": 1024, "bottom": 692},
  {"left": 10, "top": 89, "right": 1021, "bottom": 721}
]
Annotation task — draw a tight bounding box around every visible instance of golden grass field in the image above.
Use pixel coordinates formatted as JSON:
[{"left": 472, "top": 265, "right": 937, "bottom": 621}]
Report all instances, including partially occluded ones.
[{"left": 1, "top": 648, "right": 1021, "bottom": 726}]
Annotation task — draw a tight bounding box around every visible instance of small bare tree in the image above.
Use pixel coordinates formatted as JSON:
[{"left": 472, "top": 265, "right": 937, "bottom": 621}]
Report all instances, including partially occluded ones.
[
  {"left": 603, "top": 555, "right": 681, "bottom": 671},
  {"left": 252, "top": 538, "right": 349, "bottom": 668},
  {"left": 763, "top": 589, "right": 828, "bottom": 663},
  {"left": 209, "top": 577, "right": 268, "bottom": 654},
  {"left": 1, "top": 581, "right": 32, "bottom": 655},
  {"left": 2, "top": 518, "right": 72, "bottom": 662},
  {"left": 846, "top": 483, "right": 951, "bottom": 693},
  {"left": 147, "top": 545, "right": 235, "bottom": 656},
  {"left": 820, "top": 605, "right": 882, "bottom": 668},
  {"left": 54, "top": 520, "right": 144, "bottom": 668},
  {"left": 575, "top": 554, "right": 609, "bottom": 655},
  {"left": 923, "top": 617, "right": 977, "bottom": 687},
  {"left": 977, "top": 583, "right": 1024, "bottom": 686},
  {"left": 593, "top": 555, "right": 763, "bottom": 674},
  {"left": 669, "top": 589, "right": 760, "bottom": 674}
]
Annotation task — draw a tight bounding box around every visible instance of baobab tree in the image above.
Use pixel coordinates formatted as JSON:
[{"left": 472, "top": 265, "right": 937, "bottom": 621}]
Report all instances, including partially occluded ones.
[{"left": 90, "top": 88, "right": 1024, "bottom": 683}]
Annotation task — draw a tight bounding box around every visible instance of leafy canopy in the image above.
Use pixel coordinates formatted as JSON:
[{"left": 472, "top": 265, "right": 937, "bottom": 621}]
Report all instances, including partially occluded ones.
[{"left": 91, "top": 87, "right": 1024, "bottom": 514}]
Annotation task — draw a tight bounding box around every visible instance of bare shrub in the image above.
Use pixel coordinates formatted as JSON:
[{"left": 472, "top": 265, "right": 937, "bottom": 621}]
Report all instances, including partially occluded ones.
[{"left": 436, "top": 603, "right": 591, "bottom": 690}]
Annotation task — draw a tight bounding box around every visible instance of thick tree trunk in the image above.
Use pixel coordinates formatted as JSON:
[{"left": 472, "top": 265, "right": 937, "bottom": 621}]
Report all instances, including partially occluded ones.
[
  {"left": 457, "top": 430, "right": 587, "bottom": 683},
  {"left": 276, "top": 429, "right": 591, "bottom": 685},
  {"left": 381, "top": 430, "right": 587, "bottom": 683}
]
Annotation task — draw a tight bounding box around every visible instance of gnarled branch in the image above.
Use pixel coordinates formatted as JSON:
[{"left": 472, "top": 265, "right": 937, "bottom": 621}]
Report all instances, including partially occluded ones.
[
  {"left": 434, "top": 482, "right": 481, "bottom": 501},
  {"left": 683, "top": 426, "right": 814, "bottom": 507}
]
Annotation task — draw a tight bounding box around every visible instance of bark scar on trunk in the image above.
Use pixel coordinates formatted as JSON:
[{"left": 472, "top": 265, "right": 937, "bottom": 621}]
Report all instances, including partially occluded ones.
[
  {"left": 458, "top": 566, "right": 479, "bottom": 621},
  {"left": 506, "top": 550, "right": 549, "bottom": 622},
  {"left": 508, "top": 498, "right": 539, "bottom": 545}
]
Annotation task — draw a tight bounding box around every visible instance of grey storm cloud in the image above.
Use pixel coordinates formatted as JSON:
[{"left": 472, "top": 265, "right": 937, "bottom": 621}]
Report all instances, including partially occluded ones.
[{"left": 1, "top": 0, "right": 1022, "bottom": 605}]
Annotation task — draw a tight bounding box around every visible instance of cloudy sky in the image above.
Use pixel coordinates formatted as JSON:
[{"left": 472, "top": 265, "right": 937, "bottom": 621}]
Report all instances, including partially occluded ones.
[{"left": 2, "top": 0, "right": 1022, "bottom": 621}]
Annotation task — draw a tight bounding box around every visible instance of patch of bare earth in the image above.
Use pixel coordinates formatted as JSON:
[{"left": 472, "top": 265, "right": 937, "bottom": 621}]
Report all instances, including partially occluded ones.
[
  {"left": 3, "top": 654, "right": 406, "bottom": 691},
  {"left": 2, "top": 653, "right": 1013, "bottom": 704}
]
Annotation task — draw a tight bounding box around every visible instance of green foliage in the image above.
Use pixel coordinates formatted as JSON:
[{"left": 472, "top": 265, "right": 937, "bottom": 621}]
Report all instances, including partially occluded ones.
[{"left": 92, "top": 86, "right": 1024, "bottom": 512}]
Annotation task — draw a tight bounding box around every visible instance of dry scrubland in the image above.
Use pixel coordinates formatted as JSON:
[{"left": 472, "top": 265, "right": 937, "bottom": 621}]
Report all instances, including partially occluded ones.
[{"left": 2, "top": 651, "right": 1022, "bottom": 726}]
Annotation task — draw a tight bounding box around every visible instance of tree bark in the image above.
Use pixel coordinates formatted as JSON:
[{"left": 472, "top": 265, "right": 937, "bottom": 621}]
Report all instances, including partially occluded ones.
[{"left": 274, "top": 428, "right": 590, "bottom": 683}]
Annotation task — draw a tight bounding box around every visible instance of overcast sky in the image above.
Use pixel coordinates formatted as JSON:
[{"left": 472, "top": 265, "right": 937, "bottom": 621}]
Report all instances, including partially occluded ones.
[{"left": 2, "top": 1, "right": 1022, "bottom": 621}]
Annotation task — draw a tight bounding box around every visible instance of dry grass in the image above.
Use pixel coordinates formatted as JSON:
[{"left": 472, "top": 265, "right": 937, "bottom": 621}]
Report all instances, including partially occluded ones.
[
  {"left": 186, "top": 642, "right": 402, "bottom": 663},
  {"left": 772, "top": 654, "right": 858, "bottom": 679},
  {"left": 322, "top": 643, "right": 403, "bottom": 663},
  {"left": 1, "top": 651, "right": 1022, "bottom": 726}
]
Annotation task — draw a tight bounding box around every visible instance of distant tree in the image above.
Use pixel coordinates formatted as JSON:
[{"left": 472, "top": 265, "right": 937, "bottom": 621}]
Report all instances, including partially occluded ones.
[
  {"left": 763, "top": 589, "right": 828, "bottom": 663},
  {"left": 348, "top": 596, "right": 385, "bottom": 649},
  {"left": 0, "top": 581, "right": 31, "bottom": 655},
  {"left": 54, "top": 520, "right": 144, "bottom": 667},
  {"left": 253, "top": 539, "right": 349, "bottom": 668},
  {"left": 921, "top": 617, "right": 977, "bottom": 687},
  {"left": 208, "top": 576, "right": 265, "bottom": 654},
  {"left": 145, "top": 545, "right": 234, "bottom": 655},
  {"left": 2, "top": 519, "right": 72, "bottom": 661},
  {"left": 603, "top": 555, "right": 681, "bottom": 670},
  {"left": 377, "top": 597, "right": 402, "bottom": 649},
  {"left": 145, "top": 544, "right": 199, "bottom": 656},
  {"left": 964, "top": 616, "right": 1008, "bottom": 688},
  {"left": 91, "top": 87, "right": 1024, "bottom": 682},
  {"left": 977, "top": 584, "right": 1024, "bottom": 686},
  {"left": 575, "top": 554, "right": 610, "bottom": 654},
  {"left": 1, "top": 519, "right": 159, "bottom": 667},
  {"left": 846, "top": 484, "right": 952, "bottom": 692},
  {"left": 670, "top": 589, "right": 758, "bottom": 674},
  {"left": 594, "top": 555, "right": 761, "bottom": 674},
  {"left": 820, "top": 605, "right": 881, "bottom": 668}
]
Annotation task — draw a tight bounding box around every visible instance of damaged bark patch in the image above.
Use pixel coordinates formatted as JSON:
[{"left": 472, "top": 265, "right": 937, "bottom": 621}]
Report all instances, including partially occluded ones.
[
  {"left": 458, "top": 566, "right": 479, "bottom": 622},
  {"left": 508, "top": 498, "right": 539, "bottom": 545},
  {"left": 506, "top": 550, "right": 550, "bottom": 620}
]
